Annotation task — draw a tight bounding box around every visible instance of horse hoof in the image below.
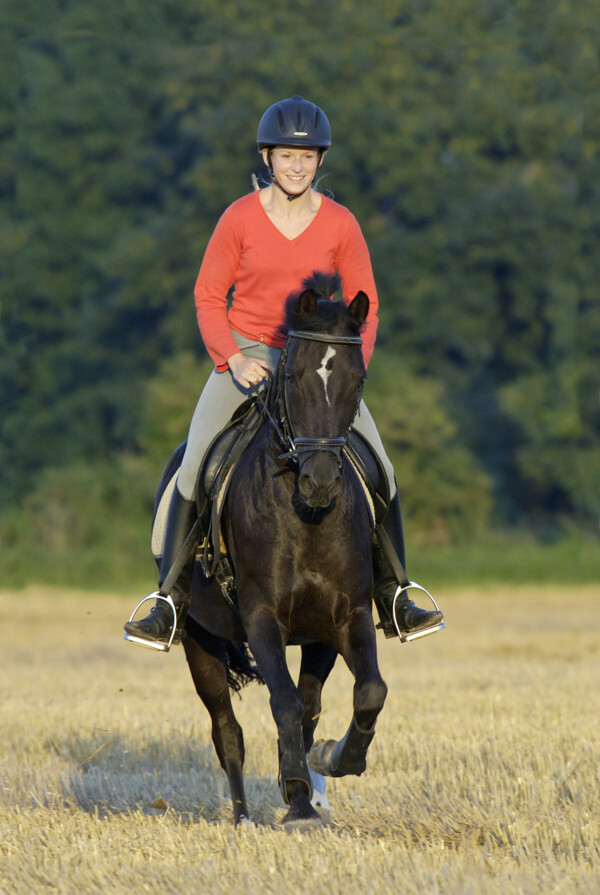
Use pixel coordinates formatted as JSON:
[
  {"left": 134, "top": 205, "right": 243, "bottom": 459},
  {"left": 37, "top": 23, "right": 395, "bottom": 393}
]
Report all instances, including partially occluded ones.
[
  {"left": 282, "top": 811, "right": 324, "bottom": 833},
  {"left": 308, "top": 738, "right": 337, "bottom": 776},
  {"left": 281, "top": 788, "right": 323, "bottom": 832}
]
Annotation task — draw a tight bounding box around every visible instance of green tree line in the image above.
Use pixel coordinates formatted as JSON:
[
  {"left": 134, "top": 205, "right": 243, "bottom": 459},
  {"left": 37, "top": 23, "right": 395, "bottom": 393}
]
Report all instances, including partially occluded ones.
[{"left": 2, "top": 0, "right": 599, "bottom": 577}]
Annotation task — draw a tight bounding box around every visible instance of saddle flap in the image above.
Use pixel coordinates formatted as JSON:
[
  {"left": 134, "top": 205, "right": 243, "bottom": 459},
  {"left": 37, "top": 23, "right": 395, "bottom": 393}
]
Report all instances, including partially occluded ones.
[
  {"left": 152, "top": 396, "right": 264, "bottom": 565},
  {"left": 198, "top": 395, "right": 263, "bottom": 503},
  {"left": 345, "top": 429, "right": 391, "bottom": 526}
]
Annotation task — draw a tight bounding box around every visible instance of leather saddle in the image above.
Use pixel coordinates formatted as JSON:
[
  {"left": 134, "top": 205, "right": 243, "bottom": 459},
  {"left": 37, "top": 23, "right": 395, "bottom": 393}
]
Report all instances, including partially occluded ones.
[{"left": 151, "top": 397, "right": 390, "bottom": 616}]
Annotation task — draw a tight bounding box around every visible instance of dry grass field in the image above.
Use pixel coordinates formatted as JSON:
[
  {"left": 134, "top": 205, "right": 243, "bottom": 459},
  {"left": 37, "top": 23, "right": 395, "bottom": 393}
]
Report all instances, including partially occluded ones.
[{"left": 1, "top": 584, "right": 599, "bottom": 894}]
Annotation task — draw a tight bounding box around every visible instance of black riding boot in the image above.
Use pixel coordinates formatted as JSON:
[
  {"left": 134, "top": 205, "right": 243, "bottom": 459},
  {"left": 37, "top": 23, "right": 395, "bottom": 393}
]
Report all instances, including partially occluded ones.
[
  {"left": 123, "top": 487, "right": 197, "bottom": 646},
  {"left": 373, "top": 489, "right": 444, "bottom": 640}
]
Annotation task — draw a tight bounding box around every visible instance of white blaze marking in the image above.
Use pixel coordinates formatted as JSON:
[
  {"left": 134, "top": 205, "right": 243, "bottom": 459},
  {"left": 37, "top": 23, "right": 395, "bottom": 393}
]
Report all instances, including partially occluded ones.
[{"left": 316, "top": 346, "right": 336, "bottom": 405}]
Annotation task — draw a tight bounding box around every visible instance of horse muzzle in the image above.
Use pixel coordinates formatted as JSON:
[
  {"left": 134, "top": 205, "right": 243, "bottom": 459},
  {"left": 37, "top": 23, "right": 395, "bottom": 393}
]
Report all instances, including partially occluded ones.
[{"left": 297, "top": 448, "right": 344, "bottom": 508}]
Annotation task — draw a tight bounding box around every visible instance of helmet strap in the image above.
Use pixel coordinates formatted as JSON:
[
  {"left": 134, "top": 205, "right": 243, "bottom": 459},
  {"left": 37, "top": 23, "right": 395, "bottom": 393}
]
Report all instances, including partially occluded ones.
[{"left": 271, "top": 173, "right": 313, "bottom": 202}]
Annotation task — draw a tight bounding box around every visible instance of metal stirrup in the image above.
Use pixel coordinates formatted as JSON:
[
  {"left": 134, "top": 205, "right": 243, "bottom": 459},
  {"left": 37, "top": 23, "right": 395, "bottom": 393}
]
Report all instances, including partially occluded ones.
[
  {"left": 392, "top": 582, "right": 445, "bottom": 643},
  {"left": 123, "top": 592, "right": 178, "bottom": 652}
]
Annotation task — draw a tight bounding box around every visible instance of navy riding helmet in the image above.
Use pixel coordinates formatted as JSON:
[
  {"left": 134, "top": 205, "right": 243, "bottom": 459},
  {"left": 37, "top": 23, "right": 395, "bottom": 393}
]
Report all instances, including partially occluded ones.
[
  {"left": 257, "top": 95, "right": 332, "bottom": 150},
  {"left": 257, "top": 96, "right": 331, "bottom": 200}
]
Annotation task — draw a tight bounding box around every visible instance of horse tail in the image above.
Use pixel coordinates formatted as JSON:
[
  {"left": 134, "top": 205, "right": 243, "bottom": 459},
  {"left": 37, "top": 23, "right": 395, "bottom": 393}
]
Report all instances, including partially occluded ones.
[
  {"left": 185, "top": 615, "right": 264, "bottom": 693},
  {"left": 225, "top": 641, "right": 265, "bottom": 693}
]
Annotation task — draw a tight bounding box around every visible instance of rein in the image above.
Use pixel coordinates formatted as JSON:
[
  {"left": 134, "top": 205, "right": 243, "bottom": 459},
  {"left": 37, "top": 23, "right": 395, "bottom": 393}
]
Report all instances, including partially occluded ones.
[{"left": 253, "top": 328, "right": 364, "bottom": 465}]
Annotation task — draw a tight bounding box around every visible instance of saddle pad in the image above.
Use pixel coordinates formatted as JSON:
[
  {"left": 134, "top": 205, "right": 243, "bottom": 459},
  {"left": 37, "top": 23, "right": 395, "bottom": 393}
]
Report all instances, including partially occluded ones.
[
  {"left": 151, "top": 463, "right": 234, "bottom": 561},
  {"left": 151, "top": 470, "right": 178, "bottom": 559}
]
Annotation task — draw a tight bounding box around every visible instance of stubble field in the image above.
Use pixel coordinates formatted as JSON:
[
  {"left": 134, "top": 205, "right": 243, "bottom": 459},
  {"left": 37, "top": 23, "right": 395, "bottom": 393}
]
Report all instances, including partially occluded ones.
[{"left": 1, "top": 584, "right": 599, "bottom": 894}]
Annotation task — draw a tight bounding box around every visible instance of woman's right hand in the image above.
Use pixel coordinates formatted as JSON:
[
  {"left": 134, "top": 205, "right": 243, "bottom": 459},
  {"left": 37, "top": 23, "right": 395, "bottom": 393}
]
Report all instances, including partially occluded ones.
[{"left": 227, "top": 352, "right": 270, "bottom": 390}]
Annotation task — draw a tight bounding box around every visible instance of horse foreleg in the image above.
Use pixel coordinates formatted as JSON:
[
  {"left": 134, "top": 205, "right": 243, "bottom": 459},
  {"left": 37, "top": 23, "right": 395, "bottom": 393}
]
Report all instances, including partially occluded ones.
[
  {"left": 309, "top": 608, "right": 387, "bottom": 778},
  {"left": 245, "top": 610, "right": 321, "bottom": 829},
  {"left": 183, "top": 624, "right": 249, "bottom": 825},
  {"left": 298, "top": 642, "right": 337, "bottom": 753},
  {"left": 298, "top": 642, "right": 337, "bottom": 821}
]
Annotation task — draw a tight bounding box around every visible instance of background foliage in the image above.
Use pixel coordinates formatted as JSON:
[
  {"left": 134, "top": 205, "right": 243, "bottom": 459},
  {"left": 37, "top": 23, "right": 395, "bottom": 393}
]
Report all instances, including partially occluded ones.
[{"left": 2, "top": 0, "right": 599, "bottom": 583}]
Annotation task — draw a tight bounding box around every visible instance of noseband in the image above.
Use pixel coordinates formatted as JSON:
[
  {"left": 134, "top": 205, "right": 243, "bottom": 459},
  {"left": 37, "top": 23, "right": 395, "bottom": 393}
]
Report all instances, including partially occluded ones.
[{"left": 276, "top": 329, "right": 364, "bottom": 466}]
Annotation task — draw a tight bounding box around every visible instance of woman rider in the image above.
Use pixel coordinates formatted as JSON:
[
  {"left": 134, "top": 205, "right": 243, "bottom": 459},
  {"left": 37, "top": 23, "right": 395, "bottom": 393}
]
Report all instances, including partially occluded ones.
[{"left": 123, "top": 95, "right": 443, "bottom": 647}]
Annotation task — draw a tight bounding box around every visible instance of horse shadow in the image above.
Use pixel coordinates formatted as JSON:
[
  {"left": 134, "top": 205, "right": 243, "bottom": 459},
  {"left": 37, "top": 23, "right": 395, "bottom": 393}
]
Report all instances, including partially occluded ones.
[{"left": 53, "top": 730, "right": 284, "bottom": 827}]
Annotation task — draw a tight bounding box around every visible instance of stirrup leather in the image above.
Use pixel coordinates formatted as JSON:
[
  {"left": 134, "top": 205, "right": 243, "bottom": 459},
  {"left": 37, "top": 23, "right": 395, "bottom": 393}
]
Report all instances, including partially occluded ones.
[
  {"left": 392, "top": 582, "right": 445, "bottom": 643},
  {"left": 123, "top": 592, "right": 178, "bottom": 652}
]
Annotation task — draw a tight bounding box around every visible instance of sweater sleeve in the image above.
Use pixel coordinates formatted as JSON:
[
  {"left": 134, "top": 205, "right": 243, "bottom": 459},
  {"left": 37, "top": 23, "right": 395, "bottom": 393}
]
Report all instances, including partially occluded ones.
[
  {"left": 194, "top": 205, "right": 244, "bottom": 370},
  {"left": 334, "top": 211, "right": 379, "bottom": 367}
]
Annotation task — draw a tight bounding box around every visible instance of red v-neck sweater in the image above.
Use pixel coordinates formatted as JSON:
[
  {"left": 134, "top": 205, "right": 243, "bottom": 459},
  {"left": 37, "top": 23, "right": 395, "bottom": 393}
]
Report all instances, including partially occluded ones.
[{"left": 194, "top": 191, "right": 379, "bottom": 371}]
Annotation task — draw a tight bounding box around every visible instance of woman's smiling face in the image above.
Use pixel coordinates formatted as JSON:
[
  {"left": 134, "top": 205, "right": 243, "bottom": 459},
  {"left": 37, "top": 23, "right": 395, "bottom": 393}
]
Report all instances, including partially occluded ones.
[{"left": 263, "top": 146, "right": 321, "bottom": 196}]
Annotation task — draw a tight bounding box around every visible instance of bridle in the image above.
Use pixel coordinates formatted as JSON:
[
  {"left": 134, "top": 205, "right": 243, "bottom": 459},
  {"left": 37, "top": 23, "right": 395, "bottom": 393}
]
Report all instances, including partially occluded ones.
[{"left": 269, "top": 329, "right": 364, "bottom": 466}]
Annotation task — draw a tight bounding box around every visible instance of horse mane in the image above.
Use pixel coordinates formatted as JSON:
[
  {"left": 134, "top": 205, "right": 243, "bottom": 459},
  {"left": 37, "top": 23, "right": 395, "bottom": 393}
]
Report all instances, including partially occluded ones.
[{"left": 278, "top": 271, "right": 365, "bottom": 338}]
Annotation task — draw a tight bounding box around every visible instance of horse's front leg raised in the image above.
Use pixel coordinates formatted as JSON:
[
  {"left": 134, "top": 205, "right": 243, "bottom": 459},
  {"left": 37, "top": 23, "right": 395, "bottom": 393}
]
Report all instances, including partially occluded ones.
[
  {"left": 244, "top": 608, "right": 322, "bottom": 830},
  {"left": 309, "top": 607, "right": 387, "bottom": 778}
]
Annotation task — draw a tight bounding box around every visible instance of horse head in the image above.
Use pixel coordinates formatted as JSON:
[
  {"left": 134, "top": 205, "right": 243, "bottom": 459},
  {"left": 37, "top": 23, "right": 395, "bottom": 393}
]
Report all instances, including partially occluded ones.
[{"left": 278, "top": 272, "right": 369, "bottom": 509}]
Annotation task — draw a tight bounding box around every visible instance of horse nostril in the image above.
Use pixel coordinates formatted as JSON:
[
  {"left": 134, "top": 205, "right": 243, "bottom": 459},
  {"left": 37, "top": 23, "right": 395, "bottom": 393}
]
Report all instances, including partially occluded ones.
[
  {"left": 298, "top": 473, "right": 316, "bottom": 496},
  {"left": 328, "top": 475, "right": 343, "bottom": 497}
]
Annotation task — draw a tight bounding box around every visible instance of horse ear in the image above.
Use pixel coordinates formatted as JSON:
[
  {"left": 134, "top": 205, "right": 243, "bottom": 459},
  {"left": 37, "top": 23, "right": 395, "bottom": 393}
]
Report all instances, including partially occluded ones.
[
  {"left": 348, "top": 291, "right": 369, "bottom": 327},
  {"left": 296, "top": 289, "right": 318, "bottom": 316}
]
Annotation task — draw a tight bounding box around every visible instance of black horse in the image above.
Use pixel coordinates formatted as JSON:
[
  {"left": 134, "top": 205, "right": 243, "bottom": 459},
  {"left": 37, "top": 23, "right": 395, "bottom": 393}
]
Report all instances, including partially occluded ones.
[{"left": 181, "top": 273, "right": 388, "bottom": 829}]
